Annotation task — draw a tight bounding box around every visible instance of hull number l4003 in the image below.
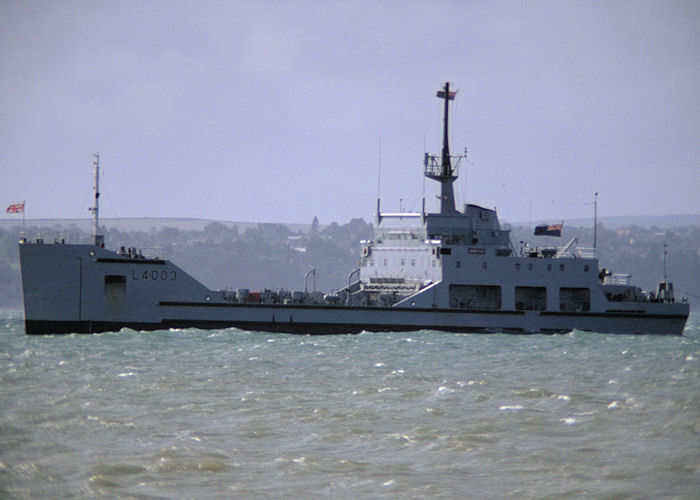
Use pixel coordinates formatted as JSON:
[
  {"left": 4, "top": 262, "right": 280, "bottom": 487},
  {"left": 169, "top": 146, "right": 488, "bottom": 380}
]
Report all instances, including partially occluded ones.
[{"left": 131, "top": 270, "right": 177, "bottom": 281}]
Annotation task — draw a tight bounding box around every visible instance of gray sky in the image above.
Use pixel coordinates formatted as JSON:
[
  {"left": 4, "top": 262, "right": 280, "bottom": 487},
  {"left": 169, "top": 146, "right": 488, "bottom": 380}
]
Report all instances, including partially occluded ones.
[{"left": 2, "top": 1, "right": 698, "bottom": 226}]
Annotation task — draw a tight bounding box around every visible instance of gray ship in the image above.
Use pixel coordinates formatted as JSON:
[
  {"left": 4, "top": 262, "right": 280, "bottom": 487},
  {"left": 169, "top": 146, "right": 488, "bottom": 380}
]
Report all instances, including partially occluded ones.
[{"left": 19, "top": 84, "right": 689, "bottom": 335}]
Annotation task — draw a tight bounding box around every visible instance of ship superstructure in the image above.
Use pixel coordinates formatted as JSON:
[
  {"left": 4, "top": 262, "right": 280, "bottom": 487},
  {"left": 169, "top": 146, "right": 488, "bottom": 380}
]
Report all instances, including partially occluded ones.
[{"left": 18, "top": 84, "right": 689, "bottom": 335}]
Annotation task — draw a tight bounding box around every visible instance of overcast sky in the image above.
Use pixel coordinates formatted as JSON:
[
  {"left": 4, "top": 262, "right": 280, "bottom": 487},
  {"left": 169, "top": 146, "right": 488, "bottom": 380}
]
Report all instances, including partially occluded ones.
[{"left": 2, "top": 1, "right": 698, "bottom": 226}]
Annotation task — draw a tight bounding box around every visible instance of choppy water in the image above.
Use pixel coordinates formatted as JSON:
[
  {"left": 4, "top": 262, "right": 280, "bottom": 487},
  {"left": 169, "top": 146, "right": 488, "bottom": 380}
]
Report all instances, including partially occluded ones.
[{"left": 1, "top": 310, "right": 698, "bottom": 499}]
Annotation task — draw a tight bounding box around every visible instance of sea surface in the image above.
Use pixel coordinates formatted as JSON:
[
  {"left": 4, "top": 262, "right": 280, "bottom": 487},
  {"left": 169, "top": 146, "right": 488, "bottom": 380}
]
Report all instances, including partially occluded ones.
[{"left": 1, "top": 310, "right": 698, "bottom": 499}]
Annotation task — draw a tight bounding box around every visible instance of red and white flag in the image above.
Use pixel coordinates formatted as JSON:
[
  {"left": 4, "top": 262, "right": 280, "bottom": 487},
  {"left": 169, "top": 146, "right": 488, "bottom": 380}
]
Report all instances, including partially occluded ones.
[
  {"left": 534, "top": 223, "right": 563, "bottom": 237},
  {"left": 6, "top": 201, "right": 24, "bottom": 214}
]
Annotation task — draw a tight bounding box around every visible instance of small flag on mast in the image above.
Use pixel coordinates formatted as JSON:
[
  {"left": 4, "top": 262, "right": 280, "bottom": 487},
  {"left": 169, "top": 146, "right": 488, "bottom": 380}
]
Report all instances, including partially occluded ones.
[
  {"left": 6, "top": 201, "right": 24, "bottom": 214},
  {"left": 436, "top": 89, "right": 457, "bottom": 100},
  {"left": 534, "top": 223, "right": 563, "bottom": 237}
]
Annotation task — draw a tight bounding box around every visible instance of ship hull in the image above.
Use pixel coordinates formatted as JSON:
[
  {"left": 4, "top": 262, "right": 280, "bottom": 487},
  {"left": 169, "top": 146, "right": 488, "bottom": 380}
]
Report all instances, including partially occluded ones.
[
  {"left": 23, "top": 309, "right": 689, "bottom": 336},
  {"left": 19, "top": 242, "right": 689, "bottom": 336}
]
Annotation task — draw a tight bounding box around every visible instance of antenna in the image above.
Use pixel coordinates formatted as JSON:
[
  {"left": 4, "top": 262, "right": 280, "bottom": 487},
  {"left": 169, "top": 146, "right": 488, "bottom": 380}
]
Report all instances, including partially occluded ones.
[
  {"left": 422, "top": 134, "right": 426, "bottom": 217},
  {"left": 376, "top": 135, "right": 382, "bottom": 225},
  {"left": 593, "top": 192, "right": 598, "bottom": 250},
  {"left": 89, "top": 153, "right": 104, "bottom": 247},
  {"left": 377, "top": 135, "right": 382, "bottom": 200},
  {"left": 663, "top": 241, "right": 668, "bottom": 284}
]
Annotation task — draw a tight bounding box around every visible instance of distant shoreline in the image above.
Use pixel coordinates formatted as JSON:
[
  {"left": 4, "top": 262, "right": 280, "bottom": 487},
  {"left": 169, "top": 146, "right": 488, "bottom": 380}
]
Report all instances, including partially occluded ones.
[
  {"left": 0, "top": 217, "right": 314, "bottom": 234},
  {"left": 1, "top": 214, "right": 699, "bottom": 232}
]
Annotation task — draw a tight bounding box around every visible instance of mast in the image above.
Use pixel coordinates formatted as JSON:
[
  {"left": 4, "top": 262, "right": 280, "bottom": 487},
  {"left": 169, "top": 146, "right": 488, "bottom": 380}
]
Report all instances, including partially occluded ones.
[
  {"left": 663, "top": 241, "right": 668, "bottom": 284},
  {"left": 424, "top": 82, "right": 464, "bottom": 214},
  {"left": 440, "top": 82, "right": 453, "bottom": 178},
  {"left": 89, "top": 153, "right": 104, "bottom": 246},
  {"left": 593, "top": 191, "right": 598, "bottom": 250}
]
